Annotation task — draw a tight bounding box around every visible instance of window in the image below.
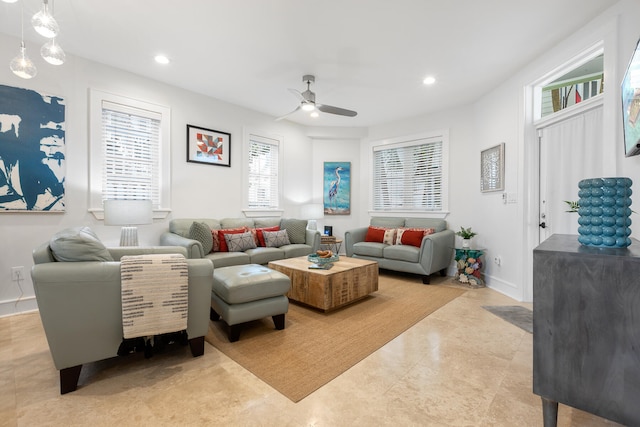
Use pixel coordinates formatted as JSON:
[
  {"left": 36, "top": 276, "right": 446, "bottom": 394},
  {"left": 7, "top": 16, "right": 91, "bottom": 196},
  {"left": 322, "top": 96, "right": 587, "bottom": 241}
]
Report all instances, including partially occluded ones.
[
  {"left": 245, "top": 132, "right": 281, "bottom": 210},
  {"left": 372, "top": 132, "right": 447, "bottom": 213},
  {"left": 89, "top": 89, "right": 171, "bottom": 218},
  {"left": 535, "top": 44, "right": 604, "bottom": 120}
]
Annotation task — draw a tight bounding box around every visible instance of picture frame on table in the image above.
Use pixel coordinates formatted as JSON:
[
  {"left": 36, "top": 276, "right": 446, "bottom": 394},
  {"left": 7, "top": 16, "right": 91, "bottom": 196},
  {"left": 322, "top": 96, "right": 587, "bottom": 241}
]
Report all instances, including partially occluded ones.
[{"left": 186, "top": 124, "right": 231, "bottom": 167}]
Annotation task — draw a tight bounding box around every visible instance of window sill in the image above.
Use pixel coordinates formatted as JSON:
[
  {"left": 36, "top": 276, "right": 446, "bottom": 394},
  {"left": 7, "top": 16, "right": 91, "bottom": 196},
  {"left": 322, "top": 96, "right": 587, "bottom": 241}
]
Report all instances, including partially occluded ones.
[
  {"left": 242, "top": 209, "right": 284, "bottom": 218},
  {"left": 89, "top": 208, "right": 171, "bottom": 221}
]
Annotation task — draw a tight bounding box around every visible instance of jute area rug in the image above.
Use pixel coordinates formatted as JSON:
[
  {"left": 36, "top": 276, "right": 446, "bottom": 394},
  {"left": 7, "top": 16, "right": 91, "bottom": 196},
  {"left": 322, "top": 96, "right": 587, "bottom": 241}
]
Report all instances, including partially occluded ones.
[{"left": 205, "top": 273, "right": 466, "bottom": 402}]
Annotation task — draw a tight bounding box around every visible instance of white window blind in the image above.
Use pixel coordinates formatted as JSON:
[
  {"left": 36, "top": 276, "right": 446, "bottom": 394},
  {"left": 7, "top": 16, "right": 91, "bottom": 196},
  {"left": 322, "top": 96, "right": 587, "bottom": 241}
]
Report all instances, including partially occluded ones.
[
  {"left": 247, "top": 135, "right": 279, "bottom": 209},
  {"left": 101, "top": 101, "right": 161, "bottom": 206},
  {"left": 373, "top": 139, "right": 443, "bottom": 211}
]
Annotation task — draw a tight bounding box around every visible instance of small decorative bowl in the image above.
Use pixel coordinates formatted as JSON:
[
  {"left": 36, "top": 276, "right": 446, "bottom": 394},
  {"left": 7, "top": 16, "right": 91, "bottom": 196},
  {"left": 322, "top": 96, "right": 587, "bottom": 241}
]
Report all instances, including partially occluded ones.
[{"left": 307, "top": 254, "right": 339, "bottom": 265}]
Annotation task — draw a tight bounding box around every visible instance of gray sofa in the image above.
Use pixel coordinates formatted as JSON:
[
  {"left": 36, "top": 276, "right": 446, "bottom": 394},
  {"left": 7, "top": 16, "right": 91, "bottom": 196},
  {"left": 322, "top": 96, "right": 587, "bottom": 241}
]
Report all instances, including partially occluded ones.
[
  {"left": 160, "top": 217, "right": 321, "bottom": 268},
  {"left": 344, "top": 217, "right": 454, "bottom": 284}
]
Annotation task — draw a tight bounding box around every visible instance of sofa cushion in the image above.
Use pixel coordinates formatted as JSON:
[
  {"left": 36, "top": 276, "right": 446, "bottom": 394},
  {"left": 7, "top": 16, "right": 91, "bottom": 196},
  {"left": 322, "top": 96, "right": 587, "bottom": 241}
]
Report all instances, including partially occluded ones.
[
  {"left": 263, "top": 229, "right": 291, "bottom": 247},
  {"left": 217, "top": 228, "right": 247, "bottom": 252},
  {"left": 220, "top": 218, "right": 255, "bottom": 229},
  {"left": 205, "top": 251, "right": 251, "bottom": 268},
  {"left": 353, "top": 242, "right": 385, "bottom": 258},
  {"left": 49, "top": 227, "right": 114, "bottom": 262},
  {"left": 246, "top": 247, "right": 284, "bottom": 265},
  {"left": 189, "top": 221, "right": 213, "bottom": 253},
  {"left": 280, "top": 218, "right": 307, "bottom": 244},
  {"left": 404, "top": 218, "right": 446, "bottom": 233},
  {"left": 384, "top": 244, "right": 420, "bottom": 263},
  {"left": 225, "top": 231, "right": 257, "bottom": 252},
  {"left": 253, "top": 218, "right": 281, "bottom": 229},
  {"left": 370, "top": 217, "right": 405, "bottom": 228}
]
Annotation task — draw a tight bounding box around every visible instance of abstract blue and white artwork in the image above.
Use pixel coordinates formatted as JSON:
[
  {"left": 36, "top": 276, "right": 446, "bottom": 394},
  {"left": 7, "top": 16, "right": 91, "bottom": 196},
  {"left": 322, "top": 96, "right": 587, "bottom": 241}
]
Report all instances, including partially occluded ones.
[
  {"left": 0, "top": 84, "right": 65, "bottom": 211},
  {"left": 323, "top": 161, "right": 350, "bottom": 215}
]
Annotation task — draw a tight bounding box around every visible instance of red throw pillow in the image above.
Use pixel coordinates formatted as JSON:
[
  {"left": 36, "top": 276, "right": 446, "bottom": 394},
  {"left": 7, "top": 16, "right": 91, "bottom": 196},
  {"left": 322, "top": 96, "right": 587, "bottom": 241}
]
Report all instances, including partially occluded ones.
[
  {"left": 217, "top": 227, "right": 247, "bottom": 252},
  {"left": 400, "top": 229, "right": 426, "bottom": 247},
  {"left": 254, "top": 225, "right": 280, "bottom": 247},
  {"left": 365, "top": 226, "right": 386, "bottom": 243},
  {"left": 210, "top": 229, "right": 220, "bottom": 252}
]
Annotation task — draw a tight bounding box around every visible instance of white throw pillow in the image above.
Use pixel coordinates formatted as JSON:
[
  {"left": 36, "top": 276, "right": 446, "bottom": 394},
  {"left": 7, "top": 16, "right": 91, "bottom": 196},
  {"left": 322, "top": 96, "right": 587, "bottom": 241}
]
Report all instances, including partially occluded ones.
[
  {"left": 263, "top": 229, "right": 291, "bottom": 247},
  {"left": 225, "top": 231, "right": 257, "bottom": 252}
]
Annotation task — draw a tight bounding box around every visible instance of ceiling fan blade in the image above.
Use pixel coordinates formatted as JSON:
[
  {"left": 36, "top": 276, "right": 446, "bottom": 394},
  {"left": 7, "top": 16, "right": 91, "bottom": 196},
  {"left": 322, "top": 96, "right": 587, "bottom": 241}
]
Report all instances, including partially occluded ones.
[
  {"left": 275, "top": 105, "right": 301, "bottom": 121},
  {"left": 317, "top": 104, "right": 357, "bottom": 117},
  {"left": 288, "top": 88, "right": 305, "bottom": 102}
]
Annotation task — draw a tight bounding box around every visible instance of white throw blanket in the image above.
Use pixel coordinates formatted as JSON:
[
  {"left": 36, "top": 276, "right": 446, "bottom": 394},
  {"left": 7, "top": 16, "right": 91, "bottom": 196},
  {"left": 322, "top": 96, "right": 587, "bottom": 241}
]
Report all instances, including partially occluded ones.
[{"left": 120, "top": 254, "right": 188, "bottom": 339}]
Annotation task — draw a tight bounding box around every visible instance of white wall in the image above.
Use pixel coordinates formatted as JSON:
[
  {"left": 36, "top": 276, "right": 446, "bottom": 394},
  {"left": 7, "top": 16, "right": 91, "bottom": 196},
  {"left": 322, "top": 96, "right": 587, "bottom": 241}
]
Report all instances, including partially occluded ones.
[
  {"left": 2, "top": 0, "right": 638, "bottom": 315},
  {"left": 0, "top": 33, "right": 313, "bottom": 317},
  {"left": 364, "top": 0, "right": 640, "bottom": 301}
]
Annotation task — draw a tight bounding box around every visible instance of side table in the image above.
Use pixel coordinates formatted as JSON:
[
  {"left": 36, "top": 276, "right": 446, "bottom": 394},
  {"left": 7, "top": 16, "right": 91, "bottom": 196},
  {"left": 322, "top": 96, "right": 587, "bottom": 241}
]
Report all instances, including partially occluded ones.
[
  {"left": 320, "top": 237, "right": 343, "bottom": 254},
  {"left": 454, "top": 248, "right": 484, "bottom": 287}
]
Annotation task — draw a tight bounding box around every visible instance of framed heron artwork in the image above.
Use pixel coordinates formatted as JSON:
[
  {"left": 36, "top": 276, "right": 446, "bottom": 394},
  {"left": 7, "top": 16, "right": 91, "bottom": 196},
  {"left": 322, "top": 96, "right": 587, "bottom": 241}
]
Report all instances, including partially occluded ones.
[{"left": 323, "top": 161, "right": 350, "bottom": 215}]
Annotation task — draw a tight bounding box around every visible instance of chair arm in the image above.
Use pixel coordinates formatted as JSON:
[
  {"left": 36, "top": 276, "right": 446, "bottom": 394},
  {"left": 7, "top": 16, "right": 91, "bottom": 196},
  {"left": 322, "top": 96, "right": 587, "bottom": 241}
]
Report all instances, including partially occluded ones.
[
  {"left": 306, "top": 229, "right": 322, "bottom": 252},
  {"left": 344, "top": 227, "right": 368, "bottom": 257},
  {"left": 418, "top": 229, "right": 455, "bottom": 274},
  {"left": 108, "top": 246, "right": 188, "bottom": 261},
  {"left": 160, "top": 232, "right": 204, "bottom": 259}
]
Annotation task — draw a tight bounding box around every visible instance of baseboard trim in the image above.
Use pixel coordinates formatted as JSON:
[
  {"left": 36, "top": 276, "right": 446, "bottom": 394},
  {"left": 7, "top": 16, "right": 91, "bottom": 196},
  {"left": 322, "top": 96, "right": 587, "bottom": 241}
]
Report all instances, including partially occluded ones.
[
  {"left": 0, "top": 296, "right": 38, "bottom": 318},
  {"left": 483, "top": 274, "right": 525, "bottom": 302}
]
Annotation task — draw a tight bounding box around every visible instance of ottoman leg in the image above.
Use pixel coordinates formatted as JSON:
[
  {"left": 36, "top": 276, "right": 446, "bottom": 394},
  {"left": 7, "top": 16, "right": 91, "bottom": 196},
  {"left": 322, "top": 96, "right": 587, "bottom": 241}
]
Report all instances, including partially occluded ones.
[
  {"left": 228, "top": 324, "right": 242, "bottom": 342},
  {"left": 273, "top": 313, "right": 285, "bottom": 330},
  {"left": 210, "top": 307, "right": 220, "bottom": 321}
]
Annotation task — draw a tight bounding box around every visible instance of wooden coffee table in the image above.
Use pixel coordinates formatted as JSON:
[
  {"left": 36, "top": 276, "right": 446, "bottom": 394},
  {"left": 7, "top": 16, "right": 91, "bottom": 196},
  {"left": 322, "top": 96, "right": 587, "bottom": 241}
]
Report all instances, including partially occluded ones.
[{"left": 268, "top": 256, "right": 378, "bottom": 311}]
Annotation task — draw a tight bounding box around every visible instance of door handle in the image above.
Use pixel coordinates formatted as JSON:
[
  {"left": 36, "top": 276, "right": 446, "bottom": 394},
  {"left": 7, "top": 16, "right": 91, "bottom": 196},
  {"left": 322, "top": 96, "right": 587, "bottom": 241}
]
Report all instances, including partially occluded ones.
[{"left": 539, "top": 222, "right": 546, "bottom": 229}]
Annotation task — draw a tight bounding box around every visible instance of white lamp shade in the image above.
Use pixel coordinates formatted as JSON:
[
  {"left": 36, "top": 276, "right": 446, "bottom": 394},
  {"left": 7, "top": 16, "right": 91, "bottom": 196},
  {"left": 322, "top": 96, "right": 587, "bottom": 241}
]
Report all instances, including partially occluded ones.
[
  {"left": 103, "top": 200, "right": 153, "bottom": 225},
  {"left": 301, "top": 203, "right": 324, "bottom": 220}
]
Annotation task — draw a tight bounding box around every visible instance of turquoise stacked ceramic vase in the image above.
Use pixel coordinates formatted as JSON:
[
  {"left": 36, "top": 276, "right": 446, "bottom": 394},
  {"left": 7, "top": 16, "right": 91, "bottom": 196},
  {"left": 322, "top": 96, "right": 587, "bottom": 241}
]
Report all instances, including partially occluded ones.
[{"left": 577, "top": 177, "right": 633, "bottom": 248}]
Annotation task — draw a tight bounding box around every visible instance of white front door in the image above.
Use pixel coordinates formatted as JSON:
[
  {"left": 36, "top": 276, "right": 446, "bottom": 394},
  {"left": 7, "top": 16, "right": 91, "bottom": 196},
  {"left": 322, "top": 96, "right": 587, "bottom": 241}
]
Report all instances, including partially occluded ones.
[{"left": 538, "top": 104, "right": 604, "bottom": 243}]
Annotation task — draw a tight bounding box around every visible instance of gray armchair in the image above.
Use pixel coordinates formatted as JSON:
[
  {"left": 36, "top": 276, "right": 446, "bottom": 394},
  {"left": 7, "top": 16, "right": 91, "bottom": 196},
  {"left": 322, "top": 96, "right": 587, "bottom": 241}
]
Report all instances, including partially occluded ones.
[{"left": 31, "top": 239, "right": 214, "bottom": 394}]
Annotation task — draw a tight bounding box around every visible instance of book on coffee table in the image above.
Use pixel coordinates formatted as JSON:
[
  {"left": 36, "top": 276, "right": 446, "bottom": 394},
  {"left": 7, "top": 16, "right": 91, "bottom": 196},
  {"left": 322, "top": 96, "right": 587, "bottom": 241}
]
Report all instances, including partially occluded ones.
[{"left": 308, "top": 263, "right": 333, "bottom": 270}]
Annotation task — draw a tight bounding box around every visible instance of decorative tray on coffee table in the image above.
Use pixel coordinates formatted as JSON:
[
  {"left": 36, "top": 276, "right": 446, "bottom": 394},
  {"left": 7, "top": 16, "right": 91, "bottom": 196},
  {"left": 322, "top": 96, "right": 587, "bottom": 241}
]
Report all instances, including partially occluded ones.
[{"left": 307, "top": 253, "right": 339, "bottom": 267}]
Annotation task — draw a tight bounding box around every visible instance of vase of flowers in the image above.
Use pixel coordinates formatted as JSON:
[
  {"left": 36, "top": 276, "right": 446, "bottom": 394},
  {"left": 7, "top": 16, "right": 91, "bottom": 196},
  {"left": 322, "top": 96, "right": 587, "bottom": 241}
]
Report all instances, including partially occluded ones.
[{"left": 456, "top": 227, "right": 477, "bottom": 248}]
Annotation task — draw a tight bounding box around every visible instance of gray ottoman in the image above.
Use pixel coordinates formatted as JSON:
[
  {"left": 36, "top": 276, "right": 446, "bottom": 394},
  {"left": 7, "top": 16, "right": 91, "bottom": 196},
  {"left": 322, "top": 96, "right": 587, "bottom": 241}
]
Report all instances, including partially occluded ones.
[{"left": 210, "top": 264, "right": 291, "bottom": 342}]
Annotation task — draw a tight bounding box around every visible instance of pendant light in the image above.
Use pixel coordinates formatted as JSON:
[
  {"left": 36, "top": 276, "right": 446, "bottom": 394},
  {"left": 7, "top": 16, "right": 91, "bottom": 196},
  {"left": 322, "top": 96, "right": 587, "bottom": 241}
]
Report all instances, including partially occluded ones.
[
  {"left": 10, "top": 3, "right": 37, "bottom": 79},
  {"left": 41, "top": 38, "right": 65, "bottom": 65},
  {"left": 31, "top": 0, "right": 59, "bottom": 38}
]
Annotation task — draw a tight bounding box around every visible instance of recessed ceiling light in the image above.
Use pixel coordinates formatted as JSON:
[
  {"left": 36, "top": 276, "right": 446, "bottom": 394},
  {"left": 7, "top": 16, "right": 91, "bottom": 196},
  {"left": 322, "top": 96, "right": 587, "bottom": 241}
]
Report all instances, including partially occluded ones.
[
  {"left": 423, "top": 76, "right": 436, "bottom": 85},
  {"left": 154, "top": 55, "right": 170, "bottom": 65}
]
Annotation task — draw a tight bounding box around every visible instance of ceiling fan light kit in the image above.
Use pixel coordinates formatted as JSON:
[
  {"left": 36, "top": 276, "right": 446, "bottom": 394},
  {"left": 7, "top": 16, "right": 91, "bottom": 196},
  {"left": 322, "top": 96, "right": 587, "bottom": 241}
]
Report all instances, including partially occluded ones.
[{"left": 276, "top": 74, "right": 357, "bottom": 121}]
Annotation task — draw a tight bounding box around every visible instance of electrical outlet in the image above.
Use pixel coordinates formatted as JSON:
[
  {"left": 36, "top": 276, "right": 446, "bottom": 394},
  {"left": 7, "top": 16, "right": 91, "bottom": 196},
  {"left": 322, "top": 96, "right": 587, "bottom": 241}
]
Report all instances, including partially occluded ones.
[
  {"left": 11, "top": 266, "right": 24, "bottom": 281},
  {"left": 494, "top": 256, "right": 501, "bottom": 266}
]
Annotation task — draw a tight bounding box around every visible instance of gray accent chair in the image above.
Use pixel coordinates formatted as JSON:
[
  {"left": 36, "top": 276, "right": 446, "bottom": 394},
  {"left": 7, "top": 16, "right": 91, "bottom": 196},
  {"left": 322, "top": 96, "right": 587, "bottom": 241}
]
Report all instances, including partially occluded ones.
[
  {"left": 31, "top": 244, "right": 214, "bottom": 394},
  {"left": 160, "top": 217, "right": 321, "bottom": 267},
  {"left": 344, "top": 217, "right": 455, "bottom": 284}
]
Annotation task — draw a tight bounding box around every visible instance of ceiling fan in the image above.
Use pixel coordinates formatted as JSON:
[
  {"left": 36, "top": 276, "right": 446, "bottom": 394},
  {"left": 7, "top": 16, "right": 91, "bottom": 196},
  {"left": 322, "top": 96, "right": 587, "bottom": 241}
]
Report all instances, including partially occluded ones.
[{"left": 276, "top": 75, "right": 357, "bottom": 121}]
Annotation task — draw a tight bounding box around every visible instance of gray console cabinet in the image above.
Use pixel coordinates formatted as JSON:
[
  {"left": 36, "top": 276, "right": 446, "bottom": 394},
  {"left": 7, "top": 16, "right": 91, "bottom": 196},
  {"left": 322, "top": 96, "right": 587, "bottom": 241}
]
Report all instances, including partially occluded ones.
[{"left": 533, "top": 234, "right": 640, "bottom": 427}]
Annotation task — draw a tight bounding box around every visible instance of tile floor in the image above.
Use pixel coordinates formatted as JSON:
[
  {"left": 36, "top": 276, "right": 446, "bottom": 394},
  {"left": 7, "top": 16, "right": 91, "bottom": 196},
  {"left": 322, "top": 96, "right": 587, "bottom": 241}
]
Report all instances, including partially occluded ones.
[{"left": 0, "top": 276, "right": 624, "bottom": 426}]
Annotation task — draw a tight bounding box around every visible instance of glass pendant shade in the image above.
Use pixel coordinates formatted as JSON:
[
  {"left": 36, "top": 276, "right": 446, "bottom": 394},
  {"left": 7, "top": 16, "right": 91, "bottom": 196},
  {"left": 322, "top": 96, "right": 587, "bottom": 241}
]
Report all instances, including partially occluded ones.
[
  {"left": 41, "top": 38, "right": 65, "bottom": 65},
  {"left": 31, "top": 1, "right": 59, "bottom": 38},
  {"left": 10, "top": 44, "right": 37, "bottom": 79}
]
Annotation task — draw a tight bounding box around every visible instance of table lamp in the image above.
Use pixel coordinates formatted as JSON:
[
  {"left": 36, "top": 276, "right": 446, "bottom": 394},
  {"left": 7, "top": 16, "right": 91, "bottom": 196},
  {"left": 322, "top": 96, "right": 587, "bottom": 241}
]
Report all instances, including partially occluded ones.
[
  {"left": 103, "top": 199, "right": 153, "bottom": 246},
  {"left": 301, "top": 203, "right": 324, "bottom": 231}
]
